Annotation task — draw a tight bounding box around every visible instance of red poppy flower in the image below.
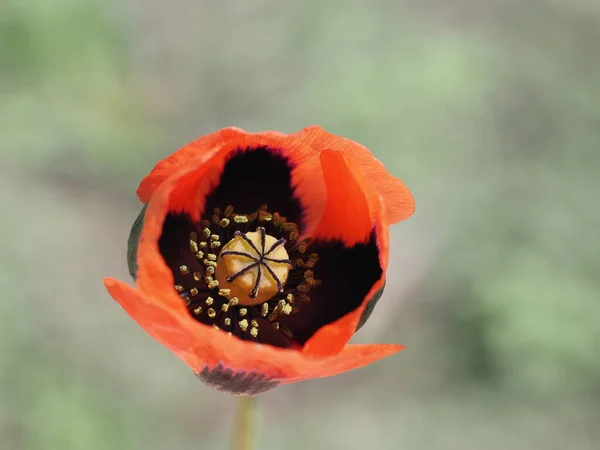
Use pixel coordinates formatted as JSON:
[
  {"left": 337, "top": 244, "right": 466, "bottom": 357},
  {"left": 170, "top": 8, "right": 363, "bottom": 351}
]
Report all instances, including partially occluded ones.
[{"left": 104, "top": 126, "right": 414, "bottom": 395}]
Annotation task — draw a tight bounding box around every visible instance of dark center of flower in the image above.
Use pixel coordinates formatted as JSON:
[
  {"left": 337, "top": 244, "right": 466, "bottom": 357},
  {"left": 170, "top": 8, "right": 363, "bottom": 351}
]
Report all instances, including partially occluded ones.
[{"left": 170, "top": 205, "right": 319, "bottom": 346}]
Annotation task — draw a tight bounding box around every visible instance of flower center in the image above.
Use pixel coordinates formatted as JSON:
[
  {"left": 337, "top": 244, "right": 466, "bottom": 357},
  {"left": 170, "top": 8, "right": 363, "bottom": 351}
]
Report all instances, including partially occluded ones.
[
  {"left": 216, "top": 228, "right": 292, "bottom": 306},
  {"left": 167, "top": 204, "right": 321, "bottom": 347}
]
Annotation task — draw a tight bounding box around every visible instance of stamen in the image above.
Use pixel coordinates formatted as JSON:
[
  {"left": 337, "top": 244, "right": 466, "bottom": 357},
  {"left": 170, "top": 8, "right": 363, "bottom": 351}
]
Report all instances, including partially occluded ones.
[
  {"left": 297, "top": 284, "right": 310, "bottom": 293},
  {"left": 281, "top": 325, "right": 294, "bottom": 338},
  {"left": 178, "top": 205, "right": 321, "bottom": 346},
  {"left": 258, "top": 210, "right": 273, "bottom": 221}
]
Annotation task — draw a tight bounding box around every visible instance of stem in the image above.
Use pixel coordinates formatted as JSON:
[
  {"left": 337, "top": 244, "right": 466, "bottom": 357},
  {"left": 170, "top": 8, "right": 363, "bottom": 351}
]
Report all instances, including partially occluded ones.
[{"left": 233, "top": 395, "right": 257, "bottom": 450}]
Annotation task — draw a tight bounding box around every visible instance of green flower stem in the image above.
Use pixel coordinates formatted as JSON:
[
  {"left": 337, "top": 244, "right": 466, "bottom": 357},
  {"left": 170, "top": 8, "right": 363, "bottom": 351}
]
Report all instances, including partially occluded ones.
[{"left": 233, "top": 395, "right": 257, "bottom": 450}]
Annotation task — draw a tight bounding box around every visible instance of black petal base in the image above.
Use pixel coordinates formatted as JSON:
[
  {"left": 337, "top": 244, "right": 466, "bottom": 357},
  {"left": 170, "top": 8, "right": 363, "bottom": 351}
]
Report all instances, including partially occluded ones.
[{"left": 195, "top": 364, "right": 280, "bottom": 396}]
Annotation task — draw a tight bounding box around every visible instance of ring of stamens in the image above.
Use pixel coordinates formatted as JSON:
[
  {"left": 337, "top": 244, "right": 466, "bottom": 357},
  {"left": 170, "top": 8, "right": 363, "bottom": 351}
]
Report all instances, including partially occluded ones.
[{"left": 172, "top": 205, "right": 321, "bottom": 346}]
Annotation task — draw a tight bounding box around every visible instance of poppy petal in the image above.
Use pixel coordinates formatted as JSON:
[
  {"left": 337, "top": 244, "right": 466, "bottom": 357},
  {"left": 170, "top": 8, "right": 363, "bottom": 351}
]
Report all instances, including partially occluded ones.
[
  {"left": 296, "top": 126, "right": 415, "bottom": 224},
  {"left": 106, "top": 278, "right": 402, "bottom": 390},
  {"left": 310, "top": 149, "right": 380, "bottom": 246},
  {"left": 282, "top": 343, "right": 404, "bottom": 383},
  {"left": 104, "top": 278, "right": 206, "bottom": 371},
  {"left": 136, "top": 127, "right": 248, "bottom": 203},
  {"left": 136, "top": 129, "right": 327, "bottom": 238},
  {"left": 301, "top": 214, "right": 390, "bottom": 357}
]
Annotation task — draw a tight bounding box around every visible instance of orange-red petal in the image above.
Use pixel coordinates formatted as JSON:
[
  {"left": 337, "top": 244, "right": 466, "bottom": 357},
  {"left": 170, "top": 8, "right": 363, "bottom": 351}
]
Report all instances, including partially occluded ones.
[
  {"left": 104, "top": 278, "right": 403, "bottom": 383},
  {"left": 282, "top": 343, "right": 404, "bottom": 383},
  {"left": 135, "top": 126, "right": 413, "bottom": 234},
  {"left": 294, "top": 126, "right": 415, "bottom": 224}
]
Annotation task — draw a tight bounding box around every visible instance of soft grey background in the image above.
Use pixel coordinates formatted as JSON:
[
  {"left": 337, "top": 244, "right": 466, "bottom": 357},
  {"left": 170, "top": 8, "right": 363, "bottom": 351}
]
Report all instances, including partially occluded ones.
[{"left": 1, "top": 0, "right": 599, "bottom": 449}]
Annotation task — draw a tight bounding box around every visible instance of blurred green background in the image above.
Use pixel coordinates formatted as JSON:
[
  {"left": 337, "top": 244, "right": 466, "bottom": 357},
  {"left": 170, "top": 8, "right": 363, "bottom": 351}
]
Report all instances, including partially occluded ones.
[{"left": 2, "top": 0, "right": 599, "bottom": 449}]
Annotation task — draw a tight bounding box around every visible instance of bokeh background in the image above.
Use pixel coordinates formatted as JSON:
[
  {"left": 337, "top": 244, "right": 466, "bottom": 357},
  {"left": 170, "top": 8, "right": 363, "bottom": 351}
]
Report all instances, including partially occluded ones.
[{"left": 2, "top": 0, "right": 599, "bottom": 449}]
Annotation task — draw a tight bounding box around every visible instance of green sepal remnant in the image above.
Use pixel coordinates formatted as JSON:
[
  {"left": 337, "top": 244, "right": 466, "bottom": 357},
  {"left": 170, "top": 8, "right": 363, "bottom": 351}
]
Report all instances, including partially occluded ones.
[
  {"left": 127, "top": 204, "right": 147, "bottom": 281},
  {"left": 355, "top": 284, "right": 385, "bottom": 331}
]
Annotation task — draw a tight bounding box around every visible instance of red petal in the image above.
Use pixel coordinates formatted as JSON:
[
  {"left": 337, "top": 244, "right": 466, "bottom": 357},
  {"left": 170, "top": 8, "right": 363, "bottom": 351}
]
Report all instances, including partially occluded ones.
[
  {"left": 310, "top": 149, "right": 380, "bottom": 246},
  {"left": 296, "top": 126, "right": 415, "bottom": 224},
  {"left": 282, "top": 344, "right": 404, "bottom": 383},
  {"left": 136, "top": 127, "right": 247, "bottom": 203},
  {"left": 136, "top": 128, "right": 328, "bottom": 237},
  {"left": 104, "top": 279, "right": 403, "bottom": 382}
]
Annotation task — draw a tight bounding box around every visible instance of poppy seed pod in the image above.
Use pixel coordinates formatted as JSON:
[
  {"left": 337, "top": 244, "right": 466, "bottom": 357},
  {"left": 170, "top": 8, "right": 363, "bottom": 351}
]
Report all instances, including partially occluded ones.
[{"left": 105, "top": 126, "right": 414, "bottom": 395}]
